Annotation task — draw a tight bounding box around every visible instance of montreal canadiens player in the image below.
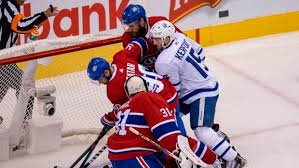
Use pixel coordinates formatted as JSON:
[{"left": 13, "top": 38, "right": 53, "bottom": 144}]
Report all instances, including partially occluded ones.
[
  {"left": 121, "top": 4, "right": 187, "bottom": 135},
  {"left": 87, "top": 38, "right": 186, "bottom": 135},
  {"left": 106, "top": 75, "right": 221, "bottom": 168},
  {"left": 150, "top": 20, "right": 247, "bottom": 168},
  {"left": 121, "top": 4, "right": 183, "bottom": 69}
]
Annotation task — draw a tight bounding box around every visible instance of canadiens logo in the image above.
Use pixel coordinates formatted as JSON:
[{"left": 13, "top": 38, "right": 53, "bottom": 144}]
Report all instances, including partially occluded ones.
[
  {"left": 92, "top": 66, "right": 98, "bottom": 72},
  {"left": 139, "top": 54, "right": 158, "bottom": 69},
  {"left": 131, "top": 6, "right": 138, "bottom": 12}
]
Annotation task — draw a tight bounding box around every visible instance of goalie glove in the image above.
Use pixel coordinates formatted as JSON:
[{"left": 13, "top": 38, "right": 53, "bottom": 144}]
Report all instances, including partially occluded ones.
[
  {"left": 175, "top": 135, "right": 208, "bottom": 168},
  {"left": 176, "top": 151, "right": 196, "bottom": 168},
  {"left": 100, "top": 114, "right": 116, "bottom": 129}
]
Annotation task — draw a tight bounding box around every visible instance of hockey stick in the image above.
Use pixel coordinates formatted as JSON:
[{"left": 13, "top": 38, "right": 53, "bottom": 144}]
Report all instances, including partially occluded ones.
[
  {"left": 129, "top": 127, "right": 181, "bottom": 161},
  {"left": 129, "top": 127, "right": 208, "bottom": 167},
  {"left": 82, "top": 145, "right": 107, "bottom": 168},
  {"left": 68, "top": 126, "right": 111, "bottom": 168}
]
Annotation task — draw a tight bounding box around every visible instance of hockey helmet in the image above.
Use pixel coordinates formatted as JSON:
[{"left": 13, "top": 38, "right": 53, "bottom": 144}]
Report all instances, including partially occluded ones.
[
  {"left": 125, "top": 75, "right": 148, "bottom": 97},
  {"left": 150, "top": 20, "right": 176, "bottom": 48},
  {"left": 87, "top": 57, "right": 110, "bottom": 81},
  {"left": 122, "top": 4, "right": 146, "bottom": 25}
]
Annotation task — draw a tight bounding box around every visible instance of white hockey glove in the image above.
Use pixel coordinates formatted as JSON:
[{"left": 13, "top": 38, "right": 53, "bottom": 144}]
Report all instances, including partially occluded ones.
[
  {"left": 176, "top": 150, "right": 196, "bottom": 168},
  {"left": 175, "top": 135, "right": 208, "bottom": 168}
]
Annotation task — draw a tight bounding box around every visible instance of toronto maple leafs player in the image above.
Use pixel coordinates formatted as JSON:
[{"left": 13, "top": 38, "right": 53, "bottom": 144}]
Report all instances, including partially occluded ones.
[{"left": 150, "top": 20, "right": 247, "bottom": 168}]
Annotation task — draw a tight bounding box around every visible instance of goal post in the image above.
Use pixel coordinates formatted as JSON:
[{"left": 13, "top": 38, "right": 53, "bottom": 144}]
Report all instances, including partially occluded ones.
[{"left": 0, "top": 34, "right": 123, "bottom": 149}]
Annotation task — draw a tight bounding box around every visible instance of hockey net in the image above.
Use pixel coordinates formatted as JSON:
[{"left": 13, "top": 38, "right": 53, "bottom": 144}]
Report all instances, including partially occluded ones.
[{"left": 0, "top": 34, "right": 122, "bottom": 143}]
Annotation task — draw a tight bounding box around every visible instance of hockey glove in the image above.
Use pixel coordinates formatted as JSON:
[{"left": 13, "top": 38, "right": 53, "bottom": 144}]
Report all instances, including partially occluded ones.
[
  {"left": 100, "top": 114, "right": 115, "bottom": 129},
  {"left": 175, "top": 135, "right": 208, "bottom": 168}
]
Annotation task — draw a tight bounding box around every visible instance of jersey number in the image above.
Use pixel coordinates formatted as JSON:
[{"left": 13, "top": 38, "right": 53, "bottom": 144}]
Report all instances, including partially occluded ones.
[
  {"left": 186, "top": 48, "right": 209, "bottom": 78},
  {"left": 160, "top": 107, "right": 173, "bottom": 117},
  {"left": 115, "top": 109, "right": 130, "bottom": 136}
]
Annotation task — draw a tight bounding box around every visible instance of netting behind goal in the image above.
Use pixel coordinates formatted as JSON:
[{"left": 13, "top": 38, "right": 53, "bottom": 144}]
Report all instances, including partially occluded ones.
[{"left": 0, "top": 34, "right": 122, "bottom": 139}]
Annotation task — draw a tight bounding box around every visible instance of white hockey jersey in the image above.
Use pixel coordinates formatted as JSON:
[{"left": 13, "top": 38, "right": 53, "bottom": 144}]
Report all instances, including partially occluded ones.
[{"left": 155, "top": 32, "right": 219, "bottom": 104}]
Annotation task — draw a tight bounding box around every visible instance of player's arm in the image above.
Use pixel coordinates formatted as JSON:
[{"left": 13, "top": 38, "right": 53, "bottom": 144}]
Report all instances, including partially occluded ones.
[
  {"left": 100, "top": 106, "right": 119, "bottom": 128},
  {"left": 4, "top": 1, "right": 50, "bottom": 33},
  {"left": 139, "top": 94, "right": 180, "bottom": 152},
  {"left": 188, "top": 37, "right": 206, "bottom": 62},
  {"left": 155, "top": 62, "right": 181, "bottom": 94}
]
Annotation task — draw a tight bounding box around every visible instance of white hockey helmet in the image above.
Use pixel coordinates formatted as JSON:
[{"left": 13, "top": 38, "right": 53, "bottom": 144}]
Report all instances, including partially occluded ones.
[
  {"left": 150, "top": 20, "right": 176, "bottom": 48},
  {"left": 124, "top": 75, "right": 148, "bottom": 97}
]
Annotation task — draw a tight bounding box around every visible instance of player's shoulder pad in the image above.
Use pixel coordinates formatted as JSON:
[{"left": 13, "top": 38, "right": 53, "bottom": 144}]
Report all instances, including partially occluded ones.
[
  {"left": 130, "top": 37, "right": 147, "bottom": 53},
  {"left": 125, "top": 37, "right": 148, "bottom": 59}
]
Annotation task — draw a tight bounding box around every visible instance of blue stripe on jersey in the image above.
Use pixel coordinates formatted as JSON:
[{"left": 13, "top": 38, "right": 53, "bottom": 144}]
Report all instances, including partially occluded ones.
[
  {"left": 195, "top": 142, "right": 205, "bottom": 157},
  {"left": 152, "top": 121, "right": 179, "bottom": 141},
  {"left": 144, "top": 73, "right": 158, "bottom": 80},
  {"left": 186, "top": 56, "right": 208, "bottom": 78},
  {"left": 131, "top": 37, "right": 147, "bottom": 52},
  {"left": 173, "top": 82, "right": 181, "bottom": 87},
  {"left": 126, "top": 115, "right": 147, "bottom": 126},
  {"left": 180, "top": 82, "right": 219, "bottom": 102}
]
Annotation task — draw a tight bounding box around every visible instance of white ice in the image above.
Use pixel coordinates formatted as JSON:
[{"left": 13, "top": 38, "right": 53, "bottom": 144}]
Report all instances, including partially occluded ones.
[{"left": 1, "top": 31, "right": 299, "bottom": 168}]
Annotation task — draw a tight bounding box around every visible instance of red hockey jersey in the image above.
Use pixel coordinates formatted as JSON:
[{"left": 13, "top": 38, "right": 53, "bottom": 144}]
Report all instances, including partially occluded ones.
[
  {"left": 122, "top": 16, "right": 183, "bottom": 69},
  {"left": 106, "top": 41, "right": 178, "bottom": 110},
  {"left": 107, "top": 92, "right": 216, "bottom": 165},
  {"left": 107, "top": 92, "right": 180, "bottom": 160}
]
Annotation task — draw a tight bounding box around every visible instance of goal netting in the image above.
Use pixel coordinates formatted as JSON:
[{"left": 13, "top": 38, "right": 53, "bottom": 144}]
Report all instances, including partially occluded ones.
[{"left": 0, "top": 34, "right": 122, "bottom": 146}]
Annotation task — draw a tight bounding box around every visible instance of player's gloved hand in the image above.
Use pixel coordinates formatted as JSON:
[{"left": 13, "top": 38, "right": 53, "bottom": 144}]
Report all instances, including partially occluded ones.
[{"left": 100, "top": 114, "right": 115, "bottom": 129}]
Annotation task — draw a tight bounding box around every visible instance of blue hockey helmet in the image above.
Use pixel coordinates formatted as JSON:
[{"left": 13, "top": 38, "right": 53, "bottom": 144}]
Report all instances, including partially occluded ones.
[
  {"left": 122, "top": 4, "right": 146, "bottom": 25},
  {"left": 87, "top": 57, "right": 110, "bottom": 80}
]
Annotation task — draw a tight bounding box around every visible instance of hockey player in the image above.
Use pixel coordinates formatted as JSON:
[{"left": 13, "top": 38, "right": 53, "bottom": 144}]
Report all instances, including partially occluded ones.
[
  {"left": 121, "top": 4, "right": 187, "bottom": 135},
  {"left": 150, "top": 20, "right": 247, "bottom": 168},
  {"left": 121, "top": 4, "right": 183, "bottom": 69},
  {"left": 107, "top": 75, "right": 221, "bottom": 168},
  {"left": 87, "top": 38, "right": 186, "bottom": 135}
]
